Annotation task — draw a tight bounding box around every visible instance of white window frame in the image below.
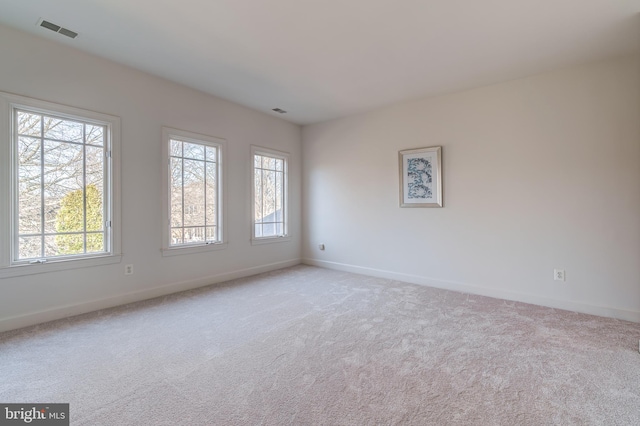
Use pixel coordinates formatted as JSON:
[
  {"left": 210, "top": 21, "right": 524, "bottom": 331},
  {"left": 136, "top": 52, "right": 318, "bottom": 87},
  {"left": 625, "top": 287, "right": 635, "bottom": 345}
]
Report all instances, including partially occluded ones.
[
  {"left": 0, "top": 92, "right": 122, "bottom": 278},
  {"left": 161, "top": 127, "right": 227, "bottom": 256},
  {"left": 250, "top": 145, "right": 290, "bottom": 245}
]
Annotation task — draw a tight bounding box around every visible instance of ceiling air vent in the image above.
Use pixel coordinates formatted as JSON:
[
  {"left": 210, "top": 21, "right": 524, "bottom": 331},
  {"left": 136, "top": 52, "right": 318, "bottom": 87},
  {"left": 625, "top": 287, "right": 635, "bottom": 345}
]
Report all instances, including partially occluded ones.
[
  {"left": 272, "top": 108, "right": 287, "bottom": 114},
  {"left": 38, "top": 19, "right": 78, "bottom": 39}
]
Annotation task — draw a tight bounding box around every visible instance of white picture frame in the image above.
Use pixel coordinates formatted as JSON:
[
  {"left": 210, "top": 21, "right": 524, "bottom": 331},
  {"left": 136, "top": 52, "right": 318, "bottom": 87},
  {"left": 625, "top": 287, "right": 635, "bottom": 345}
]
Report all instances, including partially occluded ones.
[{"left": 399, "top": 146, "right": 443, "bottom": 208}]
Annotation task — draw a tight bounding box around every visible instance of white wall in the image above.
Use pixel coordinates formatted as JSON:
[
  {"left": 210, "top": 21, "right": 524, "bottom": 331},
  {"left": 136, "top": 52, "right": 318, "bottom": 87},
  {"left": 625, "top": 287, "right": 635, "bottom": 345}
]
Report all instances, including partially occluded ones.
[
  {"left": 303, "top": 56, "right": 640, "bottom": 322},
  {"left": 0, "top": 25, "right": 302, "bottom": 332},
  {"left": 2, "top": 25, "right": 638, "bottom": 332}
]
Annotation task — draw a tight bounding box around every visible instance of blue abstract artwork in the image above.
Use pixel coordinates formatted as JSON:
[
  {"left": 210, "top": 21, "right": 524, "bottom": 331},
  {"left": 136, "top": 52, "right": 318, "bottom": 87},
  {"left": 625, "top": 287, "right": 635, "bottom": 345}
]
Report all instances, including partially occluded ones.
[{"left": 407, "top": 157, "right": 432, "bottom": 199}]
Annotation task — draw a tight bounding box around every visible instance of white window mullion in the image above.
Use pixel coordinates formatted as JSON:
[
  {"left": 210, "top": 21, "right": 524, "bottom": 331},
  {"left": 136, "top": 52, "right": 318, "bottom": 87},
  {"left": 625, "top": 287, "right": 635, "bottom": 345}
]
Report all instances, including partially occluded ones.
[
  {"left": 260, "top": 168, "right": 265, "bottom": 238},
  {"left": 82, "top": 123, "right": 87, "bottom": 254},
  {"left": 103, "top": 143, "right": 109, "bottom": 253},
  {"left": 279, "top": 169, "right": 282, "bottom": 231},
  {"left": 216, "top": 146, "right": 222, "bottom": 242},
  {"left": 203, "top": 157, "right": 208, "bottom": 241},
  {"left": 181, "top": 156, "right": 185, "bottom": 244},
  {"left": 273, "top": 168, "right": 277, "bottom": 231},
  {"left": 39, "top": 113, "right": 45, "bottom": 259}
]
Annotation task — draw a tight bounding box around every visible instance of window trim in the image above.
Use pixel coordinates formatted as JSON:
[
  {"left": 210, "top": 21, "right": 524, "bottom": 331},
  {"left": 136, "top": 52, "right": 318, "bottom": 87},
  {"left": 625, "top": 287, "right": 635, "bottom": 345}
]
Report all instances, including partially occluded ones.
[
  {"left": 161, "top": 127, "right": 227, "bottom": 256},
  {"left": 250, "top": 145, "right": 290, "bottom": 245},
  {"left": 0, "top": 92, "right": 122, "bottom": 278}
]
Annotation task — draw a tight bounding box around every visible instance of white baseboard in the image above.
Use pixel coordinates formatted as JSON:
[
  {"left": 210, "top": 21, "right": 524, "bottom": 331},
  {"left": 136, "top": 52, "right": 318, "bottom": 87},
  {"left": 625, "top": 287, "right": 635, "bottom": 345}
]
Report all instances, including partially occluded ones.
[
  {"left": 303, "top": 258, "right": 640, "bottom": 323},
  {"left": 0, "top": 258, "right": 302, "bottom": 333}
]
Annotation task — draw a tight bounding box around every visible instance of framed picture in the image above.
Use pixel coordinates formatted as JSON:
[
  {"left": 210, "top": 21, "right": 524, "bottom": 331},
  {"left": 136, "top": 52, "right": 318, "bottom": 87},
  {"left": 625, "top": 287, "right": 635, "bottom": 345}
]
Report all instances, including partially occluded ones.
[{"left": 399, "top": 146, "right": 442, "bottom": 208}]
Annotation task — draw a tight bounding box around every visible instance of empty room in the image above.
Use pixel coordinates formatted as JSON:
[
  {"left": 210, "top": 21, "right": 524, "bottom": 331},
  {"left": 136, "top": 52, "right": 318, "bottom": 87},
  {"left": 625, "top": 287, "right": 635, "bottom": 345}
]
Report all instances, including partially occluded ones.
[{"left": 1, "top": 0, "right": 639, "bottom": 424}]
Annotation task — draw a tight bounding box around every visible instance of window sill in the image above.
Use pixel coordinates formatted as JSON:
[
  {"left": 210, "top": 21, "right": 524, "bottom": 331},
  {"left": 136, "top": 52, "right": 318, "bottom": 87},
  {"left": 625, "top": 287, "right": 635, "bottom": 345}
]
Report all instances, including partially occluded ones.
[
  {"left": 0, "top": 254, "right": 123, "bottom": 279},
  {"left": 161, "top": 242, "right": 228, "bottom": 257},
  {"left": 250, "top": 236, "right": 291, "bottom": 246}
]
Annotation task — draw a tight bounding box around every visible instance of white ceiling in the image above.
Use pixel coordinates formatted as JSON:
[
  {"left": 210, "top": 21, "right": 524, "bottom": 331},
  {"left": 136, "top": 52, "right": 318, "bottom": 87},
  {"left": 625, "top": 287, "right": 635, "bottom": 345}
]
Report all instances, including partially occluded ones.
[{"left": 0, "top": 0, "right": 639, "bottom": 125}]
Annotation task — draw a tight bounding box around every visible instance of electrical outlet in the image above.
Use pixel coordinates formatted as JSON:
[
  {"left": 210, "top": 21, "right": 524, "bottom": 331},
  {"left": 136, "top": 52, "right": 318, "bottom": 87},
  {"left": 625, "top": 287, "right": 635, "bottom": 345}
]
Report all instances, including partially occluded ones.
[
  {"left": 125, "top": 264, "right": 134, "bottom": 275},
  {"left": 318, "top": 244, "right": 325, "bottom": 251},
  {"left": 554, "top": 269, "right": 565, "bottom": 281}
]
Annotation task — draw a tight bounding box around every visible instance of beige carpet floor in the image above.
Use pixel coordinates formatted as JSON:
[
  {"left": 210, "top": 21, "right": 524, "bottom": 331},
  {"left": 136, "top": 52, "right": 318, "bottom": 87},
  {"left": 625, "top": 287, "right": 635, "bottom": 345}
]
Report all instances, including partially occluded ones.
[{"left": 1, "top": 265, "right": 639, "bottom": 425}]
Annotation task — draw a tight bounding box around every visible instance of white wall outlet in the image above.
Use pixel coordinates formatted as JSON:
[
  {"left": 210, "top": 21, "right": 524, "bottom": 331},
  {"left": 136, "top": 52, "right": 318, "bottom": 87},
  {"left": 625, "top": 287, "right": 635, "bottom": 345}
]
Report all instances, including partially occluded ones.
[
  {"left": 318, "top": 244, "right": 325, "bottom": 251},
  {"left": 554, "top": 268, "right": 565, "bottom": 281},
  {"left": 125, "top": 264, "right": 134, "bottom": 275}
]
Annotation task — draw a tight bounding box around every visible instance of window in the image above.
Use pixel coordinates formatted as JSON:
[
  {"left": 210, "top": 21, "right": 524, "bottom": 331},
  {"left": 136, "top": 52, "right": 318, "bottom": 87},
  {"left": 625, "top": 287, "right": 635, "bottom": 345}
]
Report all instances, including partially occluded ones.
[
  {"left": 0, "top": 92, "right": 121, "bottom": 277},
  {"left": 162, "top": 128, "right": 226, "bottom": 255},
  {"left": 251, "top": 146, "right": 289, "bottom": 244}
]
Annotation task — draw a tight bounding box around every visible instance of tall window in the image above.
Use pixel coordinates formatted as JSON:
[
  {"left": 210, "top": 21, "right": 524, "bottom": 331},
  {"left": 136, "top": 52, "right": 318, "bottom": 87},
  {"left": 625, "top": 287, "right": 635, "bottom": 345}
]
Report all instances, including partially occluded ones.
[
  {"left": 251, "top": 146, "right": 289, "bottom": 242},
  {"left": 14, "top": 110, "right": 108, "bottom": 260},
  {"left": 162, "top": 128, "right": 225, "bottom": 254},
  {"left": 0, "top": 92, "right": 121, "bottom": 275}
]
